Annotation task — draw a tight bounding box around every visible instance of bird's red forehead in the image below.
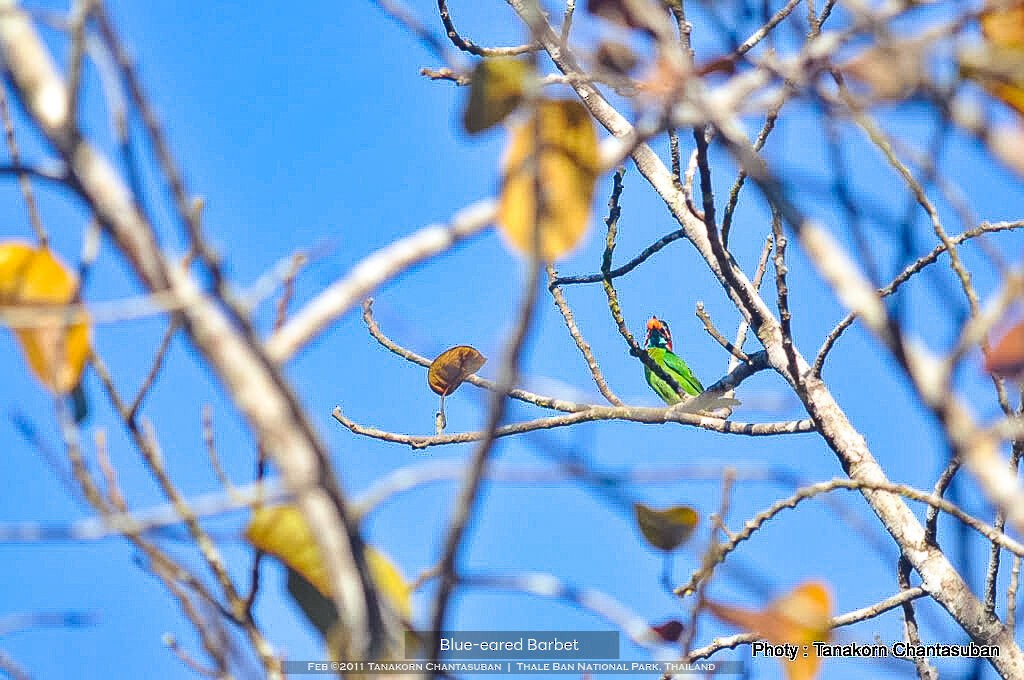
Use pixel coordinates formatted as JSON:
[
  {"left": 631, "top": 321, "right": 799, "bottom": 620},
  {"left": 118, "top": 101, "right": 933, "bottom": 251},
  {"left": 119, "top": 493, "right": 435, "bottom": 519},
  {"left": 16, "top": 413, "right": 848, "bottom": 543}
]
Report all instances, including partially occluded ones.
[{"left": 647, "top": 317, "right": 666, "bottom": 331}]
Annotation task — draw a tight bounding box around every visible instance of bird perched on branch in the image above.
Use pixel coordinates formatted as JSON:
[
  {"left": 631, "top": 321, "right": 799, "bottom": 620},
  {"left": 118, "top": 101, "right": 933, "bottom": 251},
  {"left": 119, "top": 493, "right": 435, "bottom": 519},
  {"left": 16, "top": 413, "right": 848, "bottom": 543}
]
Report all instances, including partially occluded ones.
[{"left": 644, "top": 316, "right": 703, "bottom": 404}]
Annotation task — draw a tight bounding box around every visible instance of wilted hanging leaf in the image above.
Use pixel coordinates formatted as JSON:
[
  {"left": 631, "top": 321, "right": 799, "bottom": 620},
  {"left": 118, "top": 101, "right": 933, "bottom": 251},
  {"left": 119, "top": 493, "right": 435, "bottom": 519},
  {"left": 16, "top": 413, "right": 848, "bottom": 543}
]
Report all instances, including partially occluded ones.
[
  {"left": 981, "top": 0, "right": 1024, "bottom": 49},
  {"left": 985, "top": 318, "right": 1024, "bottom": 378},
  {"left": 245, "top": 505, "right": 412, "bottom": 620},
  {"left": 634, "top": 502, "right": 698, "bottom": 552},
  {"left": 463, "top": 58, "right": 530, "bottom": 134},
  {"left": 498, "top": 99, "right": 599, "bottom": 261},
  {"left": 428, "top": 345, "right": 487, "bottom": 396},
  {"left": 0, "top": 241, "right": 91, "bottom": 393},
  {"left": 708, "top": 581, "right": 832, "bottom": 680}
]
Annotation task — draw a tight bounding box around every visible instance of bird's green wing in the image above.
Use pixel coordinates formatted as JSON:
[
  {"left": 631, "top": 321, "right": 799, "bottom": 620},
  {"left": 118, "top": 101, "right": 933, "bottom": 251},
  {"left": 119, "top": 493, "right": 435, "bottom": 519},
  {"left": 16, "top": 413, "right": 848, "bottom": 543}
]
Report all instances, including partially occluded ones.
[{"left": 660, "top": 350, "right": 704, "bottom": 396}]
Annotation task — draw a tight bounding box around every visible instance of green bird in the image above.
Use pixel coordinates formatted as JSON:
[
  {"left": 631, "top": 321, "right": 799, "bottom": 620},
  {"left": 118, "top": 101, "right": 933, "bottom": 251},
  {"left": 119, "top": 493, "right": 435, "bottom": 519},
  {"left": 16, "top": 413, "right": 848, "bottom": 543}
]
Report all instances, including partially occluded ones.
[{"left": 644, "top": 316, "right": 703, "bottom": 404}]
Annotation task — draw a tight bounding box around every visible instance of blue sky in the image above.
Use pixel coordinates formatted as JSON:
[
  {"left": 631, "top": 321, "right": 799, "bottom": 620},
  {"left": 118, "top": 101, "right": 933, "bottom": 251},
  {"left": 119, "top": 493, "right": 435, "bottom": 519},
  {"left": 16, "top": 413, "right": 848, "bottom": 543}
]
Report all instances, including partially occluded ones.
[{"left": 0, "top": 1, "right": 1023, "bottom": 679}]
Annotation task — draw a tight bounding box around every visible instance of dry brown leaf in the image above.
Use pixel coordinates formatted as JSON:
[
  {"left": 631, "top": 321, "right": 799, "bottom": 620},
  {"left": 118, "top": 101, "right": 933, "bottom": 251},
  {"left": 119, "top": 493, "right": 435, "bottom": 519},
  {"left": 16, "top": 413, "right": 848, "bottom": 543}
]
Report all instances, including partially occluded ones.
[
  {"left": 498, "top": 99, "right": 599, "bottom": 261},
  {"left": 428, "top": 345, "right": 487, "bottom": 396},
  {"left": 0, "top": 241, "right": 91, "bottom": 393}
]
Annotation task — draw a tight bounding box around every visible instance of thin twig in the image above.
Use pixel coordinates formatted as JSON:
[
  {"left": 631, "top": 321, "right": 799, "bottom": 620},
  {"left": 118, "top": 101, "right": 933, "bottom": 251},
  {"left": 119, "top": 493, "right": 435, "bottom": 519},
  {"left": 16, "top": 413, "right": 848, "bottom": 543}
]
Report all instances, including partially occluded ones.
[
  {"left": 0, "top": 85, "right": 47, "bottom": 246},
  {"left": 437, "top": 0, "right": 536, "bottom": 56},
  {"left": 547, "top": 264, "right": 623, "bottom": 406},
  {"left": 362, "top": 297, "right": 586, "bottom": 413},
  {"left": 696, "top": 302, "right": 750, "bottom": 363},
  {"left": 678, "top": 477, "right": 1024, "bottom": 598},
  {"left": 334, "top": 402, "right": 814, "bottom": 448},
  {"left": 1010, "top": 555, "right": 1021, "bottom": 638},
  {"left": 898, "top": 557, "right": 938, "bottom": 680},
  {"left": 812, "top": 221, "right": 1024, "bottom": 376},
  {"left": 267, "top": 198, "right": 495, "bottom": 362},
  {"left": 127, "top": 319, "right": 178, "bottom": 420}
]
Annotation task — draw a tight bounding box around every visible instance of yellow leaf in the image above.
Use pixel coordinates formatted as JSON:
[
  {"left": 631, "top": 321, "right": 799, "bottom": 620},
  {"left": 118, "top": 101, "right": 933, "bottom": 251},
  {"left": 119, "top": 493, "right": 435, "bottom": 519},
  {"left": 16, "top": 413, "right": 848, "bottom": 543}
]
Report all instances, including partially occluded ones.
[
  {"left": 463, "top": 58, "right": 530, "bottom": 134},
  {"left": 246, "top": 505, "right": 330, "bottom": 594},
  {"left": 366, "top": 545, "right": 412, "bottom": 621},
  {"left": 428, "top": 345, "right": 486, "bottom": 396},
  {"left": 708, "top": 581, "right": 832, "bottom": 680},
  {"left": 498, "top": 99, "right": 599, "bottom": 261},
  {"left": 0, "top": 241, "right": 91, "bottom": 393},
  {"left": 245, "top": 505, "right": 411, "bottom": 619},
  {"left": 633, "top": 502, "right": 698, "bottom": 552}
]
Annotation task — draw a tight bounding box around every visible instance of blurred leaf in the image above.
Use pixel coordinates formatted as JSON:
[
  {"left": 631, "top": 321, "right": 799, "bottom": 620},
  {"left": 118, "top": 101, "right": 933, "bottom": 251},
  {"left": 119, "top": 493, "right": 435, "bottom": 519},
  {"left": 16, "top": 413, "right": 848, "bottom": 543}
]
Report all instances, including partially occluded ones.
[
  {"left": 286, "top": 567, "right": 339, "bottom": 637},
  {"left": 498, "top": 99, "right": 599, "bottom": 261},
  {"left": 246, "top": 505, "right": 329, "bottom": 595},
  {"left": 428, "top": 345, "right": 487, "bottom": 396},
  {"left": 71, "top": 382, "right": 89, "bottom": 424},
  {"left": 981, "top": 0, "right": 1024, "bottom": 49},
  {"left": 842, "top": 43, "right": 925, "bottom": 101},
  {"left": 365, "top": 546, "right": 412, "bottom": 620},
  {"left": 962, "top": 1, "right": 1024, "bottom": 116},
  {"left": 633, "top": 502, "right": 698, "bottom": 551},
  {"left": 245, "top": 505, "right": 411, "bottom": 620},
  {"left": 651, "top": 619, "right": 684, "bottom": 642},
  {"left": 463, "top": 58, "right": 530, "bottom": 134},
  {"left": 587, "top": 0, "right": 662, "bottom": 34},
  {"left": 988, "top": 125, "right": 1024, "bottom": 176},
  {"left": 0, "top": 241, "right": 92, "bottom": 393},
  {"left": 708, "top": 581, "right": 832, "bottom": 680},
  {"left": 595, "top": 40, "right": 640, "bottom": 76},
  {"left": 636, "top": 52, "right": 688, "bottom": 99},
  {"left": 959, "top": 44, "right": 1024, "bottom": 115},
  {"left": 985, "top": 318, "right": 1024, "bottom": 378}
]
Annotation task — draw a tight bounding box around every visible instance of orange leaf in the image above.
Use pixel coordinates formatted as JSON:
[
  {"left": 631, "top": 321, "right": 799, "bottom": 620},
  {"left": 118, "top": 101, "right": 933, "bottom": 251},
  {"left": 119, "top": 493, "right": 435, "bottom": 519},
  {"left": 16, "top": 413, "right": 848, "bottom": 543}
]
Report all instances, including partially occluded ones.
[
  {"left": 961, "top": 2, "right": 1024, "bottom": 117},
  {"left": 986, "top": 318, "right": 1024, "bottom": 378},
  {"left": 428, "top": 345, "right": 486, "bottom": 396},
  {"left": 0, "top": 241, "right": 91, "bottom": 393},
  {"left": 959, "top": 44, "right": 1024, "bottom": 115},
  {"left": 981, "top": 0, "right": 1024, "bottom": 49},
  {"left": 708, "top": 581, "right": 832, "bottom": 680},
  {"left": 498, "top": 99, "right": 599, "bottom": 261},
  {"left": 634, "top": 502, "right": 698, "bottom": 552}
]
